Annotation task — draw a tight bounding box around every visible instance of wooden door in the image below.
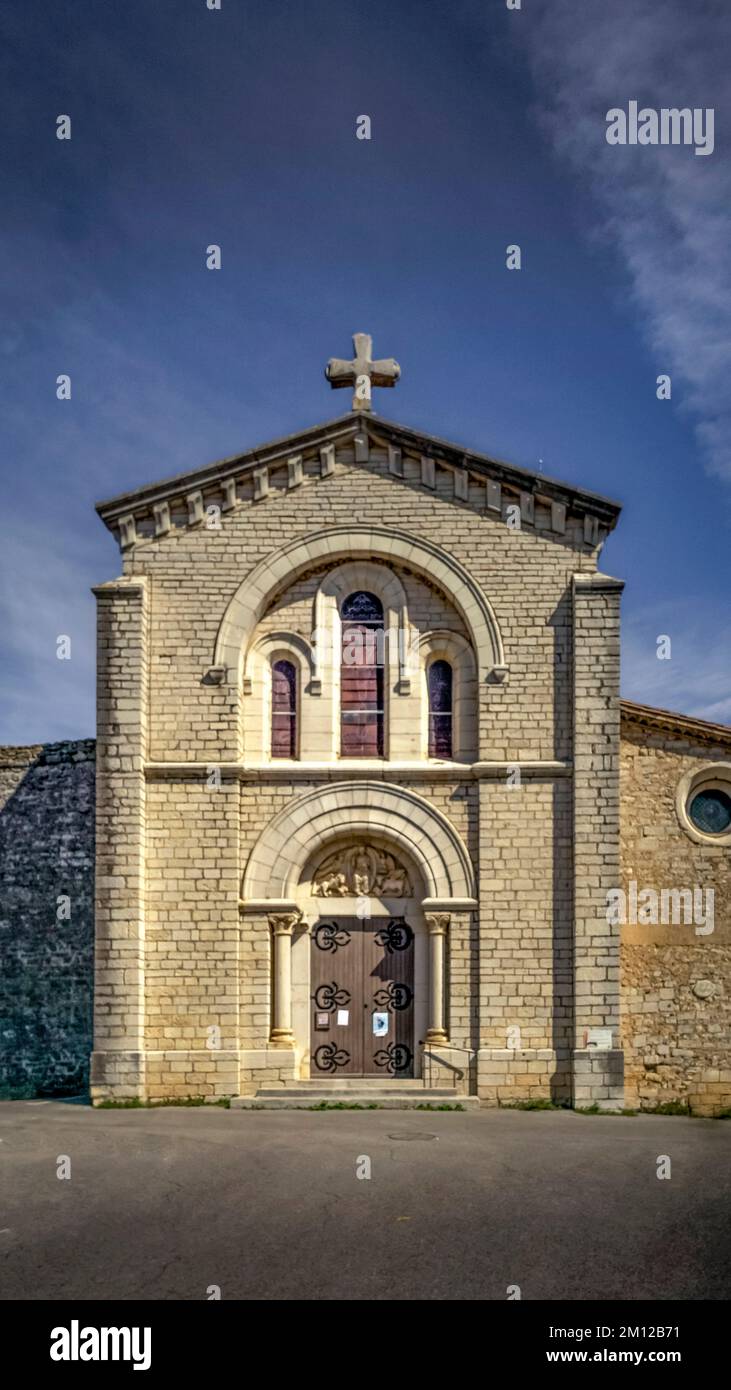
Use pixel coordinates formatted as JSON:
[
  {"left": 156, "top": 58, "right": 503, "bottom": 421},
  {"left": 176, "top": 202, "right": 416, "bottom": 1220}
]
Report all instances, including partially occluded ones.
[
  {"left": 363, "top": 917, "right": 415, "bottom": 1077},
  {"left": 310, "top": 917, "right": 415, "bottom": 1078}
]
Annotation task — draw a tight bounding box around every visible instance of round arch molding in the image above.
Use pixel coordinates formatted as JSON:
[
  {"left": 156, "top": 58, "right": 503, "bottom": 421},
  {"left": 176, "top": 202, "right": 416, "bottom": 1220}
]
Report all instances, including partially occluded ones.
[
  {"left": 213, "top": 524, "right": 505, "bottom": 683},
  {"left": 241, "top": 781, "right": 477, "bottom": 908}
]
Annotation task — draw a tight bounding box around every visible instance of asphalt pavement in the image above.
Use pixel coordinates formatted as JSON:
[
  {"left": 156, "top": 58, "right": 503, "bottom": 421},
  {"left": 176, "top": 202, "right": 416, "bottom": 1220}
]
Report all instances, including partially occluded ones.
[{"left": 1, "top": 1101, "right": 729, "bottom": 1300}]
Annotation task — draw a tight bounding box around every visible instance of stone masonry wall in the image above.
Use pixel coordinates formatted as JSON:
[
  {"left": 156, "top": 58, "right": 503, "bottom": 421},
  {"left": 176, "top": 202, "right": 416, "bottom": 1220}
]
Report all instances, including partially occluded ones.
[
  {"left": 97, "top": 439, "right": 605, "bottom": 1100},
  {"left": 131, "top": 443, "right": 593, "bottom": 765},
  {"left": 620, "top": 715, "right": 731, "bottom": 1115},
  {"left": 0, "top": 740, "right": 95, "bottom": 1098}
]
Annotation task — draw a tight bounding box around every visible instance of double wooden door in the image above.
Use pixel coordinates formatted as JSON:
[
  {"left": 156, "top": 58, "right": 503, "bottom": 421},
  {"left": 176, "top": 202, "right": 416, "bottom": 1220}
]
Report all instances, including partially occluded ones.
[{"left": 310, "top": 917, "right": 415, "bottom": 1077}]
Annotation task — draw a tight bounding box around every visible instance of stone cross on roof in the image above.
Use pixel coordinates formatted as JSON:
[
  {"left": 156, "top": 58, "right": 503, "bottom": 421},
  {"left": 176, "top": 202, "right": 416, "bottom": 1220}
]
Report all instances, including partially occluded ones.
[{"left": 325, "top": 332, "right": 400, "bottom": 412}]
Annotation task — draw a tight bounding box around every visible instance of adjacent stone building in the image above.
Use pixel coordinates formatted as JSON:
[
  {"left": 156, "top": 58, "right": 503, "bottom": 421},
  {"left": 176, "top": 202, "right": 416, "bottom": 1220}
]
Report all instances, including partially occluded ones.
[
  {"left": 619, "top": 702, "right": 731, "bottom": 1114},
  {"left": 1, "top": 343, "right": 729, "bottom": 1110}
]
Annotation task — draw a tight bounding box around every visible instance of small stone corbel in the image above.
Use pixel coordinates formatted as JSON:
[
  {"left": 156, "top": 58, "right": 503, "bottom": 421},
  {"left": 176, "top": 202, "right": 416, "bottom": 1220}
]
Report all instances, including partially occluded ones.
[
  {"left": 118, "top": 514, "right": 137, "bottom": 549},
  {"left": 487, "top": 665, "right": 509, "bottom": 685},
  {"left": 204, "top": 666, "right": 228, "bottom": 686}
]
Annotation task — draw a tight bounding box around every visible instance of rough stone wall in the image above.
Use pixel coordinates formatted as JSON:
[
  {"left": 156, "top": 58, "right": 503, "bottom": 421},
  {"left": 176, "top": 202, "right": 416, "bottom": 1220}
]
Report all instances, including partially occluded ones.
[
  {"left": 620, "top": 716, "right": 731, "bottom": 1114},
  {"left": 0, "top": 740, "right": 95, "bottom": 1098}
]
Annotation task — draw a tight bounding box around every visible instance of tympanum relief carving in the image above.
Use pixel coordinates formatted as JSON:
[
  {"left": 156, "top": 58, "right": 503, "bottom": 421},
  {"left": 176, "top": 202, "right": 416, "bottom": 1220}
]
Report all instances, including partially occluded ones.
[{"left": 312, "top": 844, "right": 413, "bottom": 897}]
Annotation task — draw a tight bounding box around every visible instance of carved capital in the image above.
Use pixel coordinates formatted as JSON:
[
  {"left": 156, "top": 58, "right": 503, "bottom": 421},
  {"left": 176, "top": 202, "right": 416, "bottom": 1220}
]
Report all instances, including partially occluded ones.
[
  {"left": 268, "top": 911, "right": 302, "bottom": 937},
  {"left": 425, "top": 913, "right": 450, "bottom": 936}
]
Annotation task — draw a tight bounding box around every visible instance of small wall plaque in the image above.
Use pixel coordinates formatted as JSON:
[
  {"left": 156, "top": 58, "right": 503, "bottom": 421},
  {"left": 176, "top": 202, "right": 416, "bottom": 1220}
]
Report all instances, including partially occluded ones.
[
  {"left": 315, "top": 1012, "right": 330, "bottom": 1030},
  {"left": 585, "top": 1027, "right": 613, "bottom": 1050}
]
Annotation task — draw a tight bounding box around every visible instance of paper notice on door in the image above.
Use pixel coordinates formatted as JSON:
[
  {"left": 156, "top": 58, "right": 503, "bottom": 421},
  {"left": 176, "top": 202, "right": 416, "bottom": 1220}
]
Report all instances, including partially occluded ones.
[
  {"left": 372, "top": 1012, "right": 389, "bottom": 1037},
  {"left": 336, "top": 1009, "right": 349, "bottom": 1027}
]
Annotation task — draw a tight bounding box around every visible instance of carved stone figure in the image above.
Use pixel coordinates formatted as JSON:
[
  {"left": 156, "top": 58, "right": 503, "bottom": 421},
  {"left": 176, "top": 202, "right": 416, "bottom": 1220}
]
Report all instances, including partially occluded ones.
[
  {"left": 352, "top": 849, "right": 375, "bottom": 894},
  {"left": 312, "top": 843, "right": 412, "bottom": 897},
  {"left": 378, "top": 853, "right": 409, "bottom": 895},
  {"left": 316, "top": 870, "right": 348, "bottom": 897}
]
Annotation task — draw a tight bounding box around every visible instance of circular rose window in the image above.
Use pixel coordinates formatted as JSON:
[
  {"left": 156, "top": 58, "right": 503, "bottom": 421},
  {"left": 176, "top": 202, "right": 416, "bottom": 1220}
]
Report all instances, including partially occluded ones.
[
  {"left": 676, "top": 763, "right": 731, "bottom": 846},
  {"left": 688, "top": 788, "right": 731, "bottom": 835}
]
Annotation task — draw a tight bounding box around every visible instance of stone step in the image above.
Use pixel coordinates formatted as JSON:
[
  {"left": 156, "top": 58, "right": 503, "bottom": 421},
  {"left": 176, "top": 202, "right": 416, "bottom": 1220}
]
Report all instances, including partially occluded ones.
[
  {"left": 231, "top": 1088, "right": 479, "bottom": 1110},
  {"left": 258, "top": 1077, "right": 462, "bottom": 1090},
  {"left": 257, "top": 1083, "right": 457, "bottom": 1096}
]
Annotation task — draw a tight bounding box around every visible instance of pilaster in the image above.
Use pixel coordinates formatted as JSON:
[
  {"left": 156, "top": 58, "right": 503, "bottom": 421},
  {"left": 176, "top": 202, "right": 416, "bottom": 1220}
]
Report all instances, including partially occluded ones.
[
  {"left": 571, "top": 573, "right": 625, "bottom": 1108},
  {"left": 90, "top": 578, "right": 149, "bottom": 1101}
]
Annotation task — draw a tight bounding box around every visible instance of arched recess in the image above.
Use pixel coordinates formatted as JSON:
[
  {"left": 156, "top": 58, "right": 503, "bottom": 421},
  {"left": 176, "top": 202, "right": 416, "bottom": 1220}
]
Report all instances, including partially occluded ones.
[
  {"left": 213, "top": 525, "right": 505, "bottom": 688},
  {"left": 313, "top": 561, "right": 411, "bottom": 685},
  {"left": 241, "top": 781, "right": 476, "bottom": 907},
  {"left": 311, "top": 560, "right": 416, "bottom": 759},
  {"left": 243, "top": 632, "right": 317, "bottom": 762},
  {"left": 419, "top": 630, "right": 477, "bottom": 762}
]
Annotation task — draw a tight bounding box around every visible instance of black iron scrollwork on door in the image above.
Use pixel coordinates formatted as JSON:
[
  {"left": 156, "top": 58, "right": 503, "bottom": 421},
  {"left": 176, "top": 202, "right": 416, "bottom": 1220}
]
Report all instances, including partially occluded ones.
[
  {"left": 373, "top": 1041, "right": 413, "bottom": 1074},
  {"left": 373, "top": 981, "right": 413, "bottom": 1012},
  {"left": 314, "top": 922, "right": 352, "bottom": 953},
  {"left": 313, "top": 982, "right": 352, "bottom": 1012},
  {"left": 374, "top": 919, "right": 413, "bottom": 953},
  {"left": 313, "top": 1042, "right": 351, "bottom": 1073}
]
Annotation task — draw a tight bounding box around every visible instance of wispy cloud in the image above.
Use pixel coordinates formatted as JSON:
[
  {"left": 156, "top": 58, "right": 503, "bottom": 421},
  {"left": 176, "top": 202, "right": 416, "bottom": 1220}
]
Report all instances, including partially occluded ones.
[
  {"left": 622, "top": 598, "right": 731, "bottom": 723},
  {"left": 520, "top": 0, "right": 731, "bottom": 481}
]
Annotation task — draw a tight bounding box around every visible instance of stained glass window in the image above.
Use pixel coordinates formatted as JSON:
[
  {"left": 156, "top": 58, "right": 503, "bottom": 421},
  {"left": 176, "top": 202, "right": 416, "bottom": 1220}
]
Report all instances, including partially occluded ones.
[
  {"left": 689, "top": 788, "right": 731, "bottom": 835},
  {"left": 428, "top": 659, "right": 453, "bottom": 757},
  {"left": 271, "top": 659, "right": 297, "bottom": 758},
  {"left": 340, "top": 592, "right": 384, "bottom": 757},
  {"left": 341, "top": 591, "right": 384, "bottom": 622}
]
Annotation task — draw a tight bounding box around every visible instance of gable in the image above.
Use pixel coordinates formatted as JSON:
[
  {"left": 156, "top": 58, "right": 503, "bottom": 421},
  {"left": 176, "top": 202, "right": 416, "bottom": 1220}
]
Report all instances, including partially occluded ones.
[{"left": 95, "top": 411, "right": 622, "bottom": 556}]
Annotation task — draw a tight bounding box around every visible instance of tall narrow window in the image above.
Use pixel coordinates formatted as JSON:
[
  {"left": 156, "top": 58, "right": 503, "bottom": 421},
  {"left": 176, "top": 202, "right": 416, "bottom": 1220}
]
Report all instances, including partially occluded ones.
[
  {"left": 428, "top": 659, "right": 453, "bottom": 757},
  {"left": 340, "top": 591, "right": 384, "bottom": 757},
  {"left": 271, "top": 659, "right": 297, "bottom": 758}
]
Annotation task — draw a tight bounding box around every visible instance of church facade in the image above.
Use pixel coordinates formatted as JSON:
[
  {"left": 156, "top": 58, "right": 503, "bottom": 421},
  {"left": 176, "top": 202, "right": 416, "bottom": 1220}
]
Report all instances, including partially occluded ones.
[{"left": 83, "top": 345, "right": 730, "bottom": 1111}]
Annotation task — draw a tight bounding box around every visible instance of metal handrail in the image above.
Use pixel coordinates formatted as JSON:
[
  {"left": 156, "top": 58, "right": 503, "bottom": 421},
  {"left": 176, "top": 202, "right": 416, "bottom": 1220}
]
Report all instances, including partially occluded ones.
[{"left": 420, "top": 1043, "right": 478, "bottom": 1086}]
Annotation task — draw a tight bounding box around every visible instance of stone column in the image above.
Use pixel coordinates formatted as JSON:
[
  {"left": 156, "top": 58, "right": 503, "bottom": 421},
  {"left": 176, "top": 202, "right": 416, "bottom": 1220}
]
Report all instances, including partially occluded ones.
[
  {"left": 425, "top": 913, "right": 450, "bottom": 1045},
  {"left": 268, "top": 912, "right": 301, "bottom": 1046},
  {"left": 571, "top": 573, "right": 625, "bottom": 1109}
]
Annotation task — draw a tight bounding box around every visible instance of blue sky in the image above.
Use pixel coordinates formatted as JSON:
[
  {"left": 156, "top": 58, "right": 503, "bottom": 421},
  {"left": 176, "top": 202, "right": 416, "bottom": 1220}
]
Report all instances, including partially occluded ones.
[{"left": 1, "top": 0, "right": 729, "bottom": 742}]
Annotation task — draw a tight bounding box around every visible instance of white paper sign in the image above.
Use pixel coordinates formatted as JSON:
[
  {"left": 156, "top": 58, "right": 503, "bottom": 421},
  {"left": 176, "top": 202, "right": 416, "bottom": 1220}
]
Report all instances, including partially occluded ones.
[
  {"left": 372, "top": 1012, "right": 389, "bottom": 1037},
  {"left": 336, "top": 1009, "right": 349, "bottom": 1027}
]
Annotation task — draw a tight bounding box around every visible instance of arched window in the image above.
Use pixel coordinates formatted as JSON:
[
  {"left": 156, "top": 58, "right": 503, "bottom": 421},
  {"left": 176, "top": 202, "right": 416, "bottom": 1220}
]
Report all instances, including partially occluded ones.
[
  {"left": 271, "top": 659, "right": 297, "bottom": 758},
  {"left": 428, "top": 659, "right": 453, "bottom": 758},
  {"left": 340, "top": 591, "right": 384, "bottom": 757}
]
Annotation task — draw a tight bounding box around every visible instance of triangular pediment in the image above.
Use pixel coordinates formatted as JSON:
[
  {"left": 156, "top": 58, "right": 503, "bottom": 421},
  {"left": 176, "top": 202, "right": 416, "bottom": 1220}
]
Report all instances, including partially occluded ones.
[{"left": 95, "top": 411, "right": 622, "bottom": 551}]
